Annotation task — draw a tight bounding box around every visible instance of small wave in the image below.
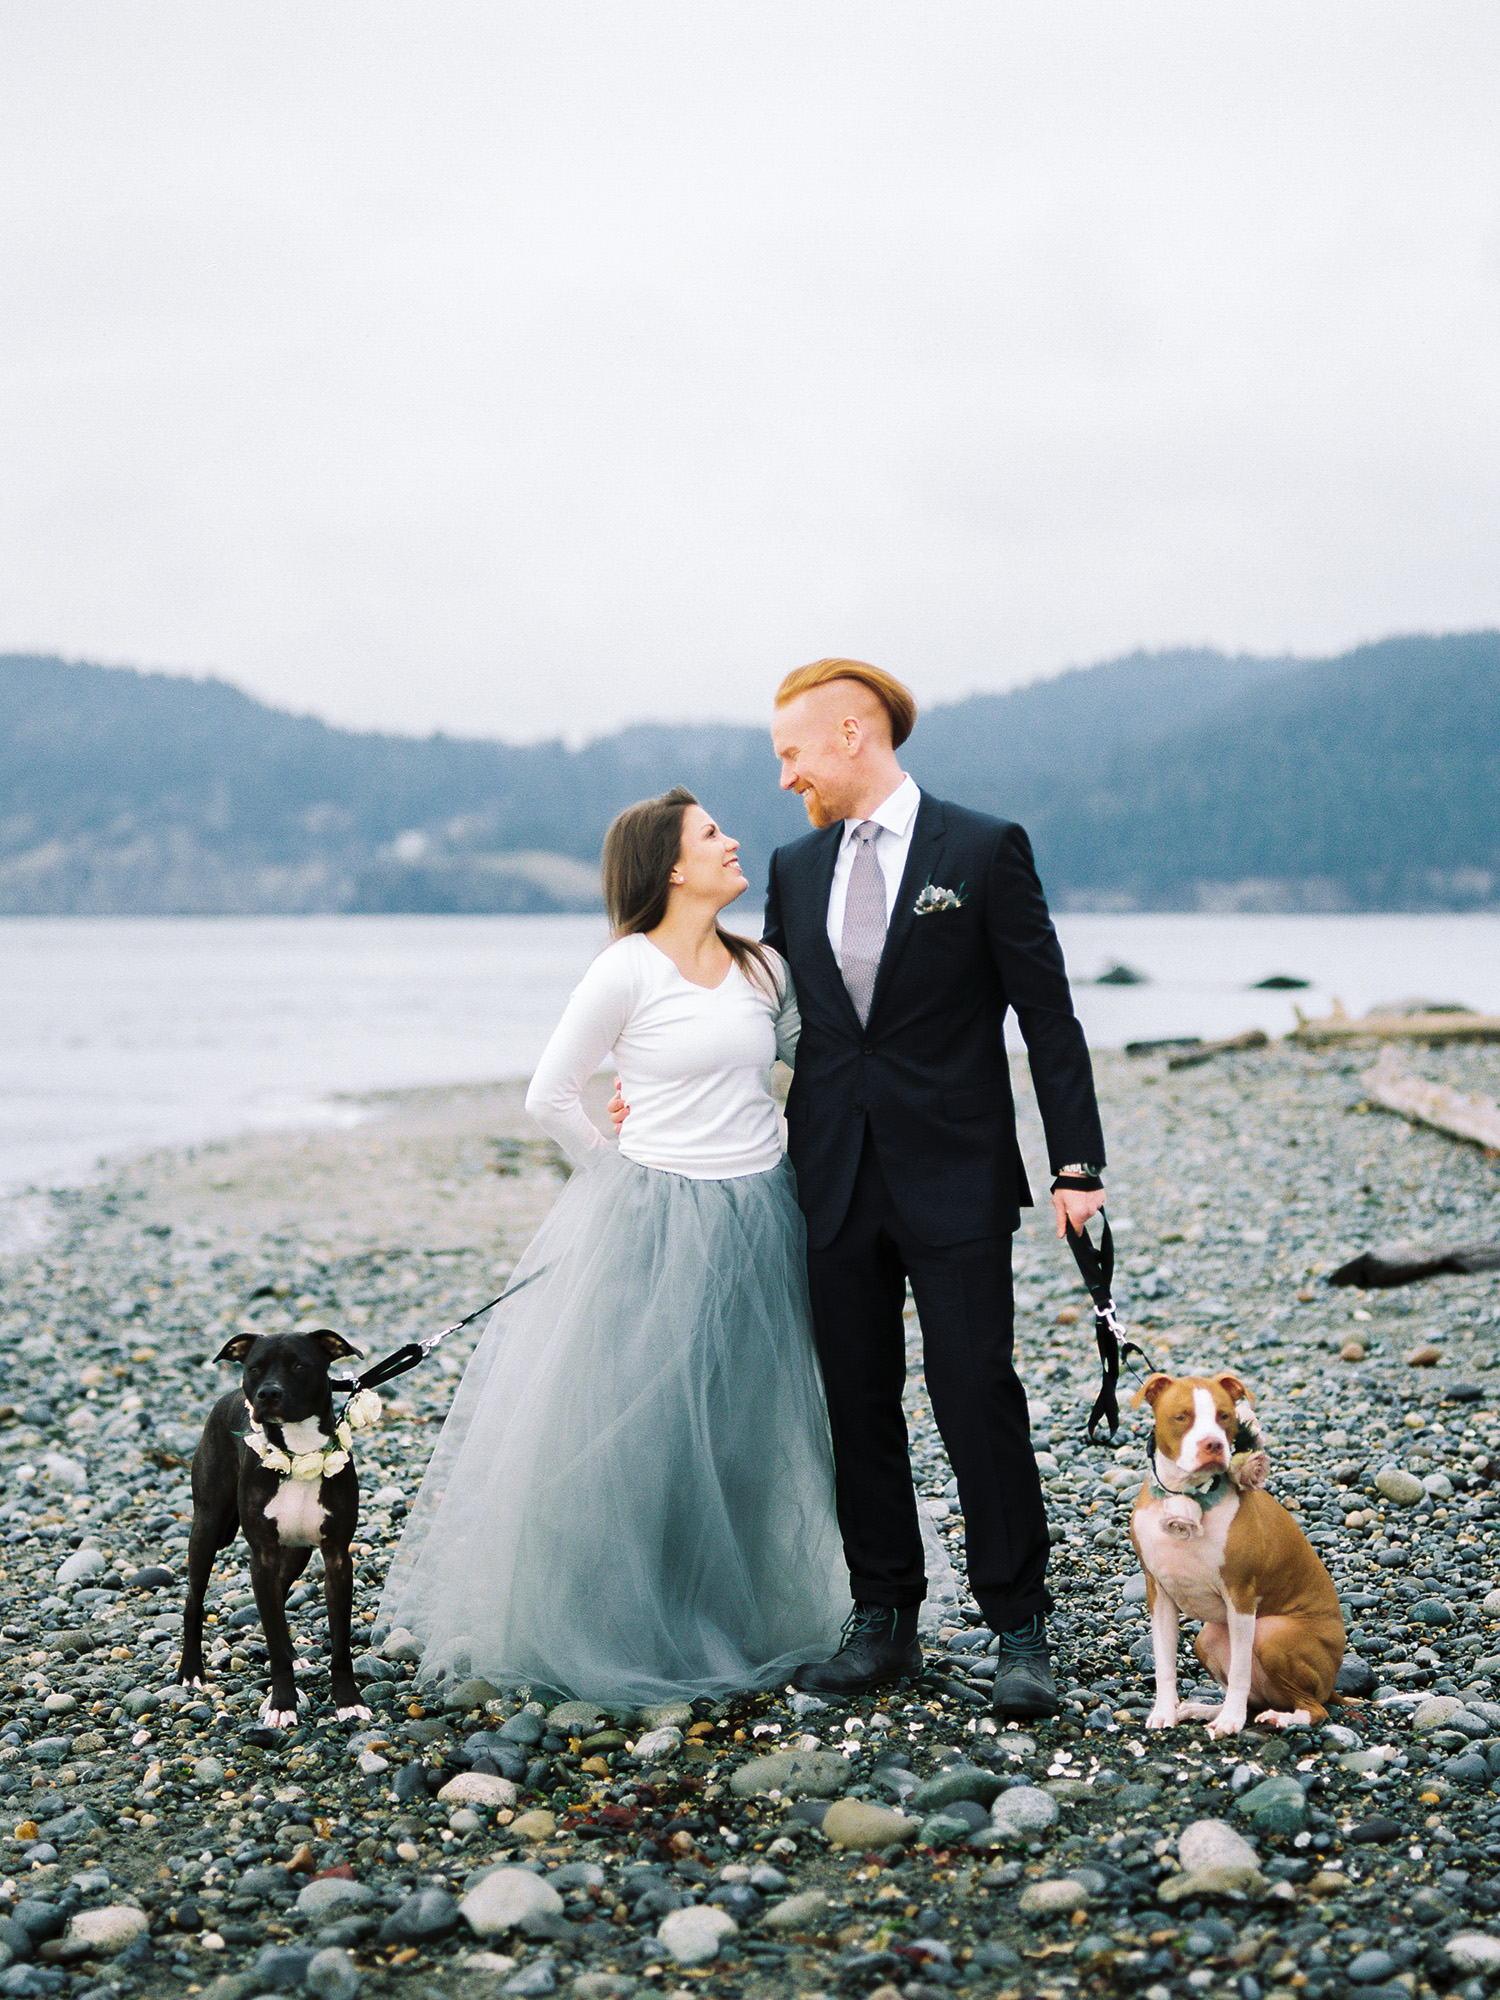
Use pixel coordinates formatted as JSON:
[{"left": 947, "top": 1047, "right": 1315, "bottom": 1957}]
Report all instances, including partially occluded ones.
[{"left": 0, "top": 1193, "right": 56, "bottom": 1259}]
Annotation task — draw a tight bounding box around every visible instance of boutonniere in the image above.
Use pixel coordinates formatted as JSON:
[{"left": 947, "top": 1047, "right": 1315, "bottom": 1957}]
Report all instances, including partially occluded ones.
[{"left": 913, "top": 880, "right": 967, "bottom": 915}]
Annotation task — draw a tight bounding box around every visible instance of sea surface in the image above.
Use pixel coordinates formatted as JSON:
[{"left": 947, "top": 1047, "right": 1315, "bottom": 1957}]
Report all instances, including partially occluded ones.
[{"left": 3, "top": 911, "right": 1499, "bottom": 1202}]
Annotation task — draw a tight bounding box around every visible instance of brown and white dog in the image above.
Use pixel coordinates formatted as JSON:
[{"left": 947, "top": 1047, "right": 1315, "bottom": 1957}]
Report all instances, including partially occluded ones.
[{"left": 1129, "top": 1372, "right": 1344, "bottom": 1736}]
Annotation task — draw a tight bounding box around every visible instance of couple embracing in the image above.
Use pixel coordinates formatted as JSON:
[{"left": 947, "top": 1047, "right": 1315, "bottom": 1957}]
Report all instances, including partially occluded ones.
[{"left": 380, "top": 658, "right": 1107, "bottom": 1722}]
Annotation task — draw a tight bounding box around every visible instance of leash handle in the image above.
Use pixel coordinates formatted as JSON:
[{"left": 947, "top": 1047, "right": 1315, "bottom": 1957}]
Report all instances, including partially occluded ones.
[{"left": 1062, "top": 1216, "right": 1146, "bottom": 1443}]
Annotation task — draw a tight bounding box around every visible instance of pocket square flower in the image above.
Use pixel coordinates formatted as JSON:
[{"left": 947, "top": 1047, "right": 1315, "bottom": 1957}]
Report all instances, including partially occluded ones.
[{"left": 913, "top": 880, "right": 967, "bottom": 915}]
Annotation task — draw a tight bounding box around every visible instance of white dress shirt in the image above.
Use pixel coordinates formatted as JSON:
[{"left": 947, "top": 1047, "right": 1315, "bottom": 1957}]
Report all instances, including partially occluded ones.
[{"left": 825, "top": 772, "right": 922, "bottom": 968}]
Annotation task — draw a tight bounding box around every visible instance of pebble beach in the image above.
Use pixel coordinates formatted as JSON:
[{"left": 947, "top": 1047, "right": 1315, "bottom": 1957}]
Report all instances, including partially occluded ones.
[{"left": 0, "top": 1038, "right": 1498, "bottom": 2000}]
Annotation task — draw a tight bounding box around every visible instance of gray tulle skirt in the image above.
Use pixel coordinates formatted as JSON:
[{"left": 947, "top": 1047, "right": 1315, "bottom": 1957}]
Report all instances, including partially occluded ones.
[{"left": 377, "top": 1149, "right": 852, "bottom": 1706}]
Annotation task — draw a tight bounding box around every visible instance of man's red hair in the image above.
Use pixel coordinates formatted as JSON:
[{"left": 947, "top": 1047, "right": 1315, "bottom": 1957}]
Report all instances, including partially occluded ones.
[{"left": 774, "top": 658, "right": 917, "bottom": 750}]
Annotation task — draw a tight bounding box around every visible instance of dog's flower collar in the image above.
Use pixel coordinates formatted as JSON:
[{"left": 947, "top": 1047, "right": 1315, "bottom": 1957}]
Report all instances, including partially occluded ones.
[
  {"left": 1148, "top": 1468, "right": 1234, "bottom": 1510},
  {"left": 344, "top": 1389, "right": 383, "bottom": 1432},
  {"left": 243, "top": 1391, "right": 382, "bottom": 1483}
]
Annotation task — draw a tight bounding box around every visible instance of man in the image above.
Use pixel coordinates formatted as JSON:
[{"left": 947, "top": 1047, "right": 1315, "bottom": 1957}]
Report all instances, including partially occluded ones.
[{"left": 762, "top": 658, "right": 1106, "bottom": 1718}]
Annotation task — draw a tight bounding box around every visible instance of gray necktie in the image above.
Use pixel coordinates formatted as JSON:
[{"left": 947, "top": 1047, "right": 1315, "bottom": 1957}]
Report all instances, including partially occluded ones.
[{"left": 840, "top": 820, "right": 887, "bottom": 1025}]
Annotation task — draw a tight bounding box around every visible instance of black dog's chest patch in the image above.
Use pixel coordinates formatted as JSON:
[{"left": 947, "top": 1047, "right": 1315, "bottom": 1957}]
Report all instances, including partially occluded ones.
[{"left": 262, "top": 1477, "right": 329, "bottom": 1548}]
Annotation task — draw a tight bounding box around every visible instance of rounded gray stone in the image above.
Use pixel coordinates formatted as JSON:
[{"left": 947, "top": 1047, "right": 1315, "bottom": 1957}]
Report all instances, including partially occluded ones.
[
  {"left": 55, "top": 1548, "right": 108, "bottom": 1588},
  {"left": 305, "top": 1946, "right": 362, "bottom": 2000},
  {"left": 546, "top": 1700, "right": 607, "bottom": 1735},
  {"left": 1347, "top": 1951, "right": 1396, "bottom": 1984},
  {"left": 1233, "top": 1773, "right": 1308, "bottom": 1836},
  {"left": 728, "top": 1749, "right": 852, "bottom": 1799},
  {"left": 1412, "top": 1597, "right": 1455, "bottom": 1626},
  {"left": 498, "top": 1711, "right": 545, "bottom": 1745},
  {"left": 990, "top": 1785, "right": 1060, "bottom": 1836},
  {"left": 910, "top": 1764, "right": 1004, "bottom": 1813},
  {"left": 444, "top": 1676, "right": 502, "bottom": 1711},
  {"left": 1178, "top": 1819, "right": 1258, "bottom": 1873},
  {"left": 377, "top": 1886, "right": 460, "bottom": 1944},
  {"left": 658, "top": 1904, "right": 736, "bottom": 1965},
  {"left": 459, "top": 1867, "right": 564, "bottom": 1937},
  {"left": 295, "top": 1878, "right": 375, "bottom": 1920},
  {"left": 1019, "top": 1878, "right": 1089, "bottom": 1915},
  {"left": 1374, "top": 1467, "right": 1424, "bottom": 1507}
]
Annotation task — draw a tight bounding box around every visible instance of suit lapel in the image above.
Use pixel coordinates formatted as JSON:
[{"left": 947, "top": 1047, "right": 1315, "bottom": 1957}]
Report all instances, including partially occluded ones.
[
  {"left": 790, "top": 825, "right": 863, "bottom": 1028},
  {"left": 867, "top": 793, "right": 948, "bottom": 1023}
]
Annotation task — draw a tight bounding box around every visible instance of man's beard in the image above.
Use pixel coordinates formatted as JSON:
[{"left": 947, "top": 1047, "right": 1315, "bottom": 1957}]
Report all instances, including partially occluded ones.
[{"left": 799, "top": 787, "right": 837, "bottom": 830}]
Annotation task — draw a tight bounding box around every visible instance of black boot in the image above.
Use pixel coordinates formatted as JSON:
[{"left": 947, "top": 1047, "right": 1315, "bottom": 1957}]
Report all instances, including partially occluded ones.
[
  {"left": 791, "top": 1603, "right": 923, "bottom": 1696},
  {"left": 989, "top": 1613, "right": 1060, "bottom": 1719}
]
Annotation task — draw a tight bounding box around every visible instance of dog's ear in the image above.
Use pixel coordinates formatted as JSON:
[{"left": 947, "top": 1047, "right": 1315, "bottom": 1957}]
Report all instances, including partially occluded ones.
[
  {"left": 1215, "top": 1372, "right": 1251, "bottom": 1406},
  {"left": 1132, "top": 1373, "right": 1172, "bottom": 1409},
  {"left": 215, "top": 1333, "right": 259, "bottom": 1365},
  {"left": 308, "top": 1329, "right": 364, "bottom": 1362}
]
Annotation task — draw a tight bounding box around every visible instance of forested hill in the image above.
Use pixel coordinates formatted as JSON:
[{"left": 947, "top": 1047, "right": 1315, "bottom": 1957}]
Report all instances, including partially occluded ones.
[{"left": 1, "top": 632, "right": 1496, "bottom": 914}]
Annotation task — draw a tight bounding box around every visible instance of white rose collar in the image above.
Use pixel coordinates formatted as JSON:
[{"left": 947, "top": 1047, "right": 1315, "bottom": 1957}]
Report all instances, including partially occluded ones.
[{"left": 242, "top": 1388, "right": 383, "bottom": 1483}]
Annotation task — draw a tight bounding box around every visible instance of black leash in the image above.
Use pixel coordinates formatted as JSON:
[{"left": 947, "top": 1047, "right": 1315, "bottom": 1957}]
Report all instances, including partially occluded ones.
[
  {"left": 330, "top": 1266, "right": 547, "bottom": 1402},
  {"left": 1062, "top": 1215, "right": 1151, "bottom": 1442}
]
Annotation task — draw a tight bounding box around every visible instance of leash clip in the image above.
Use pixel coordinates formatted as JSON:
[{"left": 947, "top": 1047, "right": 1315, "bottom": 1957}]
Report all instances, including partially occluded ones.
[
  {"left": 1062, "top": 1215, "right": 1152, "bottom": 1443},
  {"left": 330, "top": 1265, "right": 548, "bottom": 1422}
]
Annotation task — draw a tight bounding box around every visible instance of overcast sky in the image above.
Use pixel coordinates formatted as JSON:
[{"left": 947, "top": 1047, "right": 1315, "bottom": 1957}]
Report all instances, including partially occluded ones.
[{"left": 3, "top": 3, "right": 1497, "bottom": 741}]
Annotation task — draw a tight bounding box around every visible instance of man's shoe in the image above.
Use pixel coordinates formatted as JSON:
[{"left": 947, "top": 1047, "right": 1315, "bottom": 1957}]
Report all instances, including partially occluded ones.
[
  {"left": 989, "top": 1614, "right": 1060, "bottom": 1720},
  {"left": 791, "top": 1603, "right": 923, "bottom": 1696}
]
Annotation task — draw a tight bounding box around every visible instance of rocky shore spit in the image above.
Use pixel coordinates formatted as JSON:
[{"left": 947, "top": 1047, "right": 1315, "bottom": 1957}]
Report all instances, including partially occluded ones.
[{"left": 0, "top": 1043, "right": 1497, "bottom": 2000}]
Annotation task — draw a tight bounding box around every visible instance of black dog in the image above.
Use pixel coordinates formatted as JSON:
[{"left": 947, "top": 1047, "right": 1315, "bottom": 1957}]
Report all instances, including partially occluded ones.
[{"left": 176, "top": 1329, "right": 373, "bottom": 1725}]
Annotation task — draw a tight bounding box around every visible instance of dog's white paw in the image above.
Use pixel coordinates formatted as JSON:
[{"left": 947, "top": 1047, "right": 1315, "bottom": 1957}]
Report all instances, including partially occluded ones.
[
  {"left": 1206, "top": 1708, "right": 1248, "bottom": 1738},
  {"left": 1177, "top": 1701, "right": 1222, "bottom": 1720},
  {"left": 335, "top": 1704, "right": 374, "bottom": 1724},
  {"left": 1255, "top": 1707, "right": 1313, "bottom": 1729},
  {"left": 1145, "top": 1705, "right": 1178, "bottom": 1730},
  {"left": 259, "top": 1700, "right": 298, "bottom": 1728},
  {"left": 293, "top": 1656, "right": 316, "bottom": 1673}
]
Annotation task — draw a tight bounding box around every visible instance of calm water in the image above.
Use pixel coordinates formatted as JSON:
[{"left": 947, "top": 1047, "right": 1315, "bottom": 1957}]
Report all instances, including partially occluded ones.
[{"left": 3, "top": 911, "right": 1499, "bottom": 1198}]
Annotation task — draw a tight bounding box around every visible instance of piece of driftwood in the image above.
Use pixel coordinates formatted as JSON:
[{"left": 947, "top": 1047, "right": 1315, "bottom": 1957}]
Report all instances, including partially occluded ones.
[
  {"left": 1363, "top": 1049, "right": 1500, "bottom": 1150},
  {"left": 1125, "top": 1036, "right": 1204, "bottom": 1057},
  {"left": 1329, "top": 1241, "right": 1500, "bottom": 1288},
  {"left": 1166, "top": 1029, "right": 1270, "bottom": 1070},
  {"left": 1292, "top": 1000, "right": 1500, "bottom": 1046}
]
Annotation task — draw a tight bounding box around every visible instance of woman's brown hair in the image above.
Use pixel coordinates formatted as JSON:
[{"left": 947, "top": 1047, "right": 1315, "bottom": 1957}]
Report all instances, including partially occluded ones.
[{"left": 601, "top": 787, "right": 780, "bottom": 995}]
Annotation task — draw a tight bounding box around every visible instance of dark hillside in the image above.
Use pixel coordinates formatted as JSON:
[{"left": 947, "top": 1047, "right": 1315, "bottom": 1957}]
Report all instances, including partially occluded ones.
[{"left": 1, "top": 634, "right": 1495, "bottom": 912}]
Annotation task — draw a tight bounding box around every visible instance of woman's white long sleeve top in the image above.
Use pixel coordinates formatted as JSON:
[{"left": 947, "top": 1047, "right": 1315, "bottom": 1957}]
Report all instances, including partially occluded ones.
[{"left": 524, "top": 932, "right": 800, "bottom": 1179}]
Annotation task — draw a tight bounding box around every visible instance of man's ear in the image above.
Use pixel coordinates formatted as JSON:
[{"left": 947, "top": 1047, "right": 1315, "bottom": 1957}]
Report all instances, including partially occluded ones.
[
  {"left": 1215, "top": 1373, "right": 1250, "bottom": 1406},
  {"left": 1132, "top": 1373, "right": 1172, "bottom": 1410},
  {"left": 215, "top": 1333, "right": 259, "bottom": 1365},
  {"left": 309, "top": 1329, "right": 364, "bottom": 1363}
]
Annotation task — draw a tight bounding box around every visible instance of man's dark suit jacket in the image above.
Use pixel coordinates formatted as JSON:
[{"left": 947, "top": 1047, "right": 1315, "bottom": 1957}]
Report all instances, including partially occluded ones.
[{"left": 762, "top": 791, "right": 1105, "bottom": 1250}]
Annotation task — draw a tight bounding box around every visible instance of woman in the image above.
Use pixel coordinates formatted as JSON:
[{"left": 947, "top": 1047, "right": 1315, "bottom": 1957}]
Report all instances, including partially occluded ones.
[{"left": 377, "top": 787, "right": 851, "bottom": 1704}]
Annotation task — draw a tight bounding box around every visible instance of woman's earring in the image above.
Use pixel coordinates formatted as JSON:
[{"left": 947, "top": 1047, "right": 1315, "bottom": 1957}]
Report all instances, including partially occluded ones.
[{"left": 670, "top": 873, "right": 683, "bottom": 884}]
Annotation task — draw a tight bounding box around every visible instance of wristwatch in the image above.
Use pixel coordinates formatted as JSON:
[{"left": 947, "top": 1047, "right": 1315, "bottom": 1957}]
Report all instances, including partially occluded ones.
[{"left": 1057, "top": 1163, "right": 1103, "bottom": 1178}]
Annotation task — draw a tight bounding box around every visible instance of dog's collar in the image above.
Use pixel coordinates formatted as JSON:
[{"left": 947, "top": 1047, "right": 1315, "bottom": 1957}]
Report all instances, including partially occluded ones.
[
  {"left": 242, "top": 1389, "right": 382, "bottom": 1483},
  {"left": 1148, "top": 1464, "right": 1235, "bottom": 1511}
]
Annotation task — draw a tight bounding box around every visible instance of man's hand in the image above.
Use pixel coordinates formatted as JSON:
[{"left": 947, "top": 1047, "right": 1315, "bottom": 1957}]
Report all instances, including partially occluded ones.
[
  {"left": 1053, "top": 1186, "right": 1105, "bottom": 1240},
  {"left": 607, "top": 1076, "right": 629, "bottom": 1133}
]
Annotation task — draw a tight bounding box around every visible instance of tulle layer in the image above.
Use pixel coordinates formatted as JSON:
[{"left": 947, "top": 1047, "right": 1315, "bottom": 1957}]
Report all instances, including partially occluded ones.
[{"left": 378, "top": 1151, "right": 852, "bottom": 1706}]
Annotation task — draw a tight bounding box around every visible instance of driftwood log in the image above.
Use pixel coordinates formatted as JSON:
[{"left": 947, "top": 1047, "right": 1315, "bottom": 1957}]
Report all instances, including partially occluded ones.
[
  {"left": 1329, "top": 1241, "right": 1500, "bottom": 1288},
  {"left": 1292, "top": 1002, "right": 1500, "bottom": 1046},
  {"left": 1362, "top": 1049, "right": 1500, "bottom": 1151},
  {"left": 1166, "top": 1029, "right": 1269, "bottom": 1070}
]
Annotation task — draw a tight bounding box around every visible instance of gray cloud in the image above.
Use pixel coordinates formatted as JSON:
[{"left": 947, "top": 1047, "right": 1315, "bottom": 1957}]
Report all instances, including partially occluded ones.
[{"left": 3, "top": 1, "right": 1497, "bottom": 738}]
